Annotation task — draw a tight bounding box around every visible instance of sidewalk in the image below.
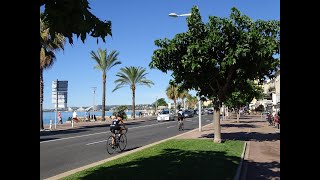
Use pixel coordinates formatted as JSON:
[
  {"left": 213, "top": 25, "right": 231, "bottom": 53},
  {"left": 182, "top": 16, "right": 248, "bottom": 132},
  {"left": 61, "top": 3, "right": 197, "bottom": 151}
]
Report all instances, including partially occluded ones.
[
  {"left": 41, "top": 115, "right": 157, "bottom": 132},
  {"left": 176, "top": 115, "right": 280, "bottom": 180}
]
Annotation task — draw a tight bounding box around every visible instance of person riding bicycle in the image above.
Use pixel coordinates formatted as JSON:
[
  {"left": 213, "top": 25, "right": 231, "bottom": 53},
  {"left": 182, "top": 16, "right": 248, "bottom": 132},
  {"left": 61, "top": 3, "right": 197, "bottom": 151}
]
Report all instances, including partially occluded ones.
[{"left": 110, "top": 112, "right": 127, "bottom": 146}]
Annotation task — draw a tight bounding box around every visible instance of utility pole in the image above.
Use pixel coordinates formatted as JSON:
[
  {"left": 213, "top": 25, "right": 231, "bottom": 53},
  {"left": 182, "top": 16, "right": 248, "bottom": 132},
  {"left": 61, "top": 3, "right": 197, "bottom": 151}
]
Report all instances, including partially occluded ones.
[
  {"left": 198, "top": 96, "right": 202, "bottom": 132},
  {"left": 156, "top": 96, "right": 158, "bottom": 115},
  {"left": 91, "top": 87, "right": 96, "bottom": 118},
  {"left": 55, "top": 79, "right": 58, "bottom": 129}
]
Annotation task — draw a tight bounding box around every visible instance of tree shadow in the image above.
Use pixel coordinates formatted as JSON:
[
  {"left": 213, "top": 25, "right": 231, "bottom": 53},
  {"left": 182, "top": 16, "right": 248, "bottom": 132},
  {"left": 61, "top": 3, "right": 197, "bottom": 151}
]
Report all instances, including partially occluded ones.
[
  {"left": 40, "top": 128, "right": 89, "bottom": 137},
  {"left": 221, "top": 124, "right": 258, "bottom": 128},
  {"left": 75, "top": 148, "right": 241, "bottom": 180},
  {"left": 200, "top": 132, "right": 280, "bottom": 142},
  {"left": 243, "top": 160, "right": 280, "bottom": 180},
  {"left": 239, "top": 120, "right": 265, "bottom": 123},
  {"left": 40, "top": 121, "right": 146, "bottom": 137},
  {"left": 40, "top": 137, "right": 60, "bottom": 142}
]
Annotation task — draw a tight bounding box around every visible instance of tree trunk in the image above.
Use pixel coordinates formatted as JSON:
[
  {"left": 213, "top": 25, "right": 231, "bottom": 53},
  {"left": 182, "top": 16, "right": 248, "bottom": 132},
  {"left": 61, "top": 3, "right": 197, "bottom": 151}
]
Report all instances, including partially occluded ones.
[
  {"left": 102, "top": 73, "right": 106, "bottom": 121},
  {"left": 237, "top": 109, "right": 240, "bottom": 123},
  {"left": 40, "top": 68, "right": 44, "bottom": 130},
  {"left": 132, "top": 87, "right": 135, "bottom": 120},
  {"left": 213, "top": 100, "right": 221, "bottom": 143}
]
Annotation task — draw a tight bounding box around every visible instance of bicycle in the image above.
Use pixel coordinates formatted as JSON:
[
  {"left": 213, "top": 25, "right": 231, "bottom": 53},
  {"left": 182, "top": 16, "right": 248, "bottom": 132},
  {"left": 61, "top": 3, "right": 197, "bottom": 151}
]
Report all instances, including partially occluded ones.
[{"left": 106, "top": 126, "right": 128, "bottom": 154}]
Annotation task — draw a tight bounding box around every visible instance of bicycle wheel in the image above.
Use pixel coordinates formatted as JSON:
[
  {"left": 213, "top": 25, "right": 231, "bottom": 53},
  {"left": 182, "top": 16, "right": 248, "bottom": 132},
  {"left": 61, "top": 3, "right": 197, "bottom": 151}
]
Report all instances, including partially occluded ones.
[
  {"left": 118, "top": 134, "right": 127, "bottom": 151},
  {"left": 181, "top": 122, "right": 184, "bottom": 130},
  {"left": 106, "top": 135, "right": 117, "bottom": 154}
]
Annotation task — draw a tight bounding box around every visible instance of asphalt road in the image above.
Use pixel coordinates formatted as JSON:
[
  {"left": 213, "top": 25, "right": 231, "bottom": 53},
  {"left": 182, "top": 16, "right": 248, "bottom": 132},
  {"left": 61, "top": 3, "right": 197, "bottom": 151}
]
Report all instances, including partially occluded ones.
[{"left": 40, "top": 114, "right": 213, "bottom": 179}]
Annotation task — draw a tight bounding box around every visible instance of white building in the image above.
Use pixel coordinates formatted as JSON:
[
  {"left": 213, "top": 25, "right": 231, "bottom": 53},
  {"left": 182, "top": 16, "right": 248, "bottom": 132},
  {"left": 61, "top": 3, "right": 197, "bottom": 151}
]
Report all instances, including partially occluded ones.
[{"left": 251, "top": 70, "right": 280, "bottom": 113}]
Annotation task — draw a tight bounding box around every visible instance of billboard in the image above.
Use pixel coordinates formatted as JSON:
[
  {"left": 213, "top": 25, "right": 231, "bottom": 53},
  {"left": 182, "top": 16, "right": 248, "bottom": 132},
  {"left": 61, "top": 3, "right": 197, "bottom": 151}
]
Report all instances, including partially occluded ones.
[{"left": 52, "top": 80, "right": 68, "bottom": 109}]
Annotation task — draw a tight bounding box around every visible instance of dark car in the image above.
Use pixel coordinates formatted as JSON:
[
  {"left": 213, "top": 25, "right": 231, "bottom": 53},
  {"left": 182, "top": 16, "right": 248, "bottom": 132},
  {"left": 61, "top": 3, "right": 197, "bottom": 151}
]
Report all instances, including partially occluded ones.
[
  {"left": 183, "top": 110, "right": 194, "bottom": 118},
  {"left": 207, "top": 109, "right": 214, "bottom": 114}
]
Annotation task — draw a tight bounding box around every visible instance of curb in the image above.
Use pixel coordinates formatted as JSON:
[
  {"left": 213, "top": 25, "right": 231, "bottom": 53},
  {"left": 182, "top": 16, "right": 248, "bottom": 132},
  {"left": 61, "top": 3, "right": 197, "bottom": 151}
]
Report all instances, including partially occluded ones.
[
  {"left": 45, "top": 123, "right": 213, "bottom": 180},
  {"left": 233, "top": 141, "right": 248, "bottom": 180}
]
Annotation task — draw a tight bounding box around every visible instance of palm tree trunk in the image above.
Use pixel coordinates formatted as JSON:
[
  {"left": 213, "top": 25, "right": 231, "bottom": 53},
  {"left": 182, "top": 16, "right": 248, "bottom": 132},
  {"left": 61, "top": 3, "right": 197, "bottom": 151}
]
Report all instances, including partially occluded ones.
[
  {"left": 213, "top": 100, "right": 221, "bottom": 143},
  {"left": 102, "top": 73, "right": 106, "bottom": 121},
  {"left": 174, "top": 99, "right": 177, "bottom": 115},
  {"left": 40, "top": 68, "right": 44, "bottom": 130},
  {"left": 182, "top": 98, "right": 185, "bottom": 109},
  {"left": 132, "top": 88, "right": 135, "bottom": 120}
]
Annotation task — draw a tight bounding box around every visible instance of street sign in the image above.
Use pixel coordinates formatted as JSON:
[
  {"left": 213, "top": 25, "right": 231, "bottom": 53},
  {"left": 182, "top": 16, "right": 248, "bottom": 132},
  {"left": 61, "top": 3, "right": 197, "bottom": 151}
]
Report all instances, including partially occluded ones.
[{"left": 52, "top": 80, "right": 68, "bottom": 109}]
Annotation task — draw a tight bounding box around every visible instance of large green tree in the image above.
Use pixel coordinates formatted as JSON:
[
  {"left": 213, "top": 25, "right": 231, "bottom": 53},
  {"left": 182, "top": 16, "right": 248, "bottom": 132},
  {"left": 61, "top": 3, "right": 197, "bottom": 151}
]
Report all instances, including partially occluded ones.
[
  {"left": 113, "top": 66, "right": 154, "bottom": 119},
  {"left": 91, "top": 48, "right": 121, "bottom": 121},
  {"left": 40, "top": 13, "right": 65, "bottom": 130},
  {"left": 224, "top": 80, "right": 264, "bottom": 123},
  {"left": 40, "top": 0, "right": 112, "bottom": 44},
  {"left": 150, "top": 6, "right": 280, "bottom": 143}
]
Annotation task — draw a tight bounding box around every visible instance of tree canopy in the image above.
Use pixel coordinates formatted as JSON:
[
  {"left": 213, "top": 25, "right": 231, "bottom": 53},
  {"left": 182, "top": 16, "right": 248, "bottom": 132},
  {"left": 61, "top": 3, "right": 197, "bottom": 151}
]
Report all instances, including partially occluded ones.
[
  {"left": 40, "top": 0, "right": 112, "bottom": 44},
  {"left": 150, "top": 6, "right": 280, "bottom": 106},
  {"left": 153, "top": 98, "right": 168, "bottom": 107}
]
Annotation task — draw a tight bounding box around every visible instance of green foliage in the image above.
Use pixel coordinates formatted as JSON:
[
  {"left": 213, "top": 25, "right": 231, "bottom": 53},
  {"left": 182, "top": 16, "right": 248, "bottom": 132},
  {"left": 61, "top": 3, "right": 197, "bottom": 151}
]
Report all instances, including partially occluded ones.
[
  {"left": 113, "top": 66, "right": 154, "bottom": 92},
  {"left": 224, "top": 80, "right": 264, "bottom": 110},
  {"left": 112, "top": 105, "right": 128, "bottom": 120},
  {"left": 150, "top": 6, "right": 280, "bottom": 108},
  {"left": 153, "top": 98, "right": 168, "bottom": 107},
  {"left": 41, "top": 0, "right": 112, "bottom": 44}
]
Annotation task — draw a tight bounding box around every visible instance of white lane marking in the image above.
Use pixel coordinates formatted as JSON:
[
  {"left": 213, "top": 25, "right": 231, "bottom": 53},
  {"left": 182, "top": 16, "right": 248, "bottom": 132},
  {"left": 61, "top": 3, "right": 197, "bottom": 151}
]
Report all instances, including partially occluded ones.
[
  {"left": 86, "top": 139, "right": 108, "bottom": 145},
  {"left": 166, "top": 125, "right": 176, "bottom": 128},
  {"left": 41, "top": 121, "right": 174, "bottom": 144}
]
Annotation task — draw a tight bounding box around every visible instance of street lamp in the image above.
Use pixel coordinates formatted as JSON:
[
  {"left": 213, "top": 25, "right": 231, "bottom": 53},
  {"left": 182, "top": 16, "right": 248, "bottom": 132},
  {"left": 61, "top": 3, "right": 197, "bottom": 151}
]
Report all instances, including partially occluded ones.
[
  {"left": 91, "top": 87, "right": 96, "bottom": 118},
  {"left": 169, "top": 13, "right": 191, "bottom": 17}
]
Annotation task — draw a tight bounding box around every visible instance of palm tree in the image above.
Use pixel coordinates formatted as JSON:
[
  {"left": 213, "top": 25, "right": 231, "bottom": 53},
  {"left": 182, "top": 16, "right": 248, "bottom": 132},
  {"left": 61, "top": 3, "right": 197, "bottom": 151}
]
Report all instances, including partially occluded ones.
[
  {"left": 178, "top": 89, "right": 188, "bottom": 109},
  {"left": 91, "top": 48, "right": 121, "bottom": 121},
  {"left": 186, "top": 94, "right": 198, "bottom": 109},
  {"left": 113, "top": 66, "right": 154, "bottom": 120},
  {"left": 40, "top": 13, "right": 65, "bottom": 130},
  {"left": 166, "top": 84, "right": 179, "bottom": 114}
]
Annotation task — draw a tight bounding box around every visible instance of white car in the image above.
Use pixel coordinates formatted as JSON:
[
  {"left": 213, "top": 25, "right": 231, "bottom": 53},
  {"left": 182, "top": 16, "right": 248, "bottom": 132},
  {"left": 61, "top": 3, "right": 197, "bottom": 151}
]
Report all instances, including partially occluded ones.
[{"left": 157, "top": 110, "right": 174, "bottom": 122}]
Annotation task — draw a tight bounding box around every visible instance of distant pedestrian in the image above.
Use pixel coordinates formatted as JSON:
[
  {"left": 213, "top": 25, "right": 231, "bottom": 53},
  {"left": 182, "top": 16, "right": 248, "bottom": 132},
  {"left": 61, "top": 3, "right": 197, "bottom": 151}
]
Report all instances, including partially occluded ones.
[
  {"left": 85, "top": 111, "right": 88, "bottom": 121},
  {"left": 72, "top": 110, "right": 79, "bottom": 123},
  {"left": 58, "top": 111, "right": 63, "bottom": 124},
  {"left": 94, "top": 115, "right": 96, "bottom": 121},
  {"left": 88, "top": 112, "right": 91, "bottom": 120}
]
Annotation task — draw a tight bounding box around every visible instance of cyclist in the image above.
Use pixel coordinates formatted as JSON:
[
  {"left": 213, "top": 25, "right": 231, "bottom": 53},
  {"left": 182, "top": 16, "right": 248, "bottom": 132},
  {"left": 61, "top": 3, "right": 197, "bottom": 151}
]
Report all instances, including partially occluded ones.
[
  {"left": 177, "top": 109, "right": 184, "bottom": 129},
  {"left": 110, "top": 113, "right": 126, "bottom": 147}
]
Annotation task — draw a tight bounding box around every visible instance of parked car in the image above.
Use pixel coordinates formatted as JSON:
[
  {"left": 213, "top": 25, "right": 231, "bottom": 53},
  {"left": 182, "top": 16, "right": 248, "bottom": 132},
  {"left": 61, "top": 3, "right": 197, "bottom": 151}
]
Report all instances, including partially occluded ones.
[
  {"left": 183, "top": 110, "right": 194, "bottom": 118},
  {"left": 194, "top": 109, "right": 204, "bottom": 115},
  {"left": 207, "top": 109, "right": 214, "bottom": 115},
  {"left": 157, "top": 110, "right": 174, "bottom": 122}
]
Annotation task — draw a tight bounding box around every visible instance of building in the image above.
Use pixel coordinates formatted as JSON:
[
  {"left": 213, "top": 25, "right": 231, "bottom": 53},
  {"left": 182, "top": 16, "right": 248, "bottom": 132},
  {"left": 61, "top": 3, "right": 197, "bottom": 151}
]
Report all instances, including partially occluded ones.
[{"left": 250, "top": 70, "right": 280, "bottom": 113}]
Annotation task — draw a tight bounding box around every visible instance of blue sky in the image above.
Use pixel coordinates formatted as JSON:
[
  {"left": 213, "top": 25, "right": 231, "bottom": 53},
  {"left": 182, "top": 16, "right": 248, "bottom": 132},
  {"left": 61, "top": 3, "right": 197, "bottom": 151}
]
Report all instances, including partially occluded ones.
[{"left": 42, "top": 0, "right": 280, "bottom": 109}]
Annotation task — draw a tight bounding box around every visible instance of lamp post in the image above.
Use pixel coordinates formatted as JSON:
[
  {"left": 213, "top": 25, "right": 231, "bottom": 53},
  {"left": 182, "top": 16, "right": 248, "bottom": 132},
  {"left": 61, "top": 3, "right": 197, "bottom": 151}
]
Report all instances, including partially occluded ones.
[
  {"left": 156, "top": 96, "right": 158, "bottom": 115},
  {"left": 91, "top": 87, "right": 96, "bottom": 118},
  {"left": 198, "top": 96, "right": 202, "bottom": 132}
]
